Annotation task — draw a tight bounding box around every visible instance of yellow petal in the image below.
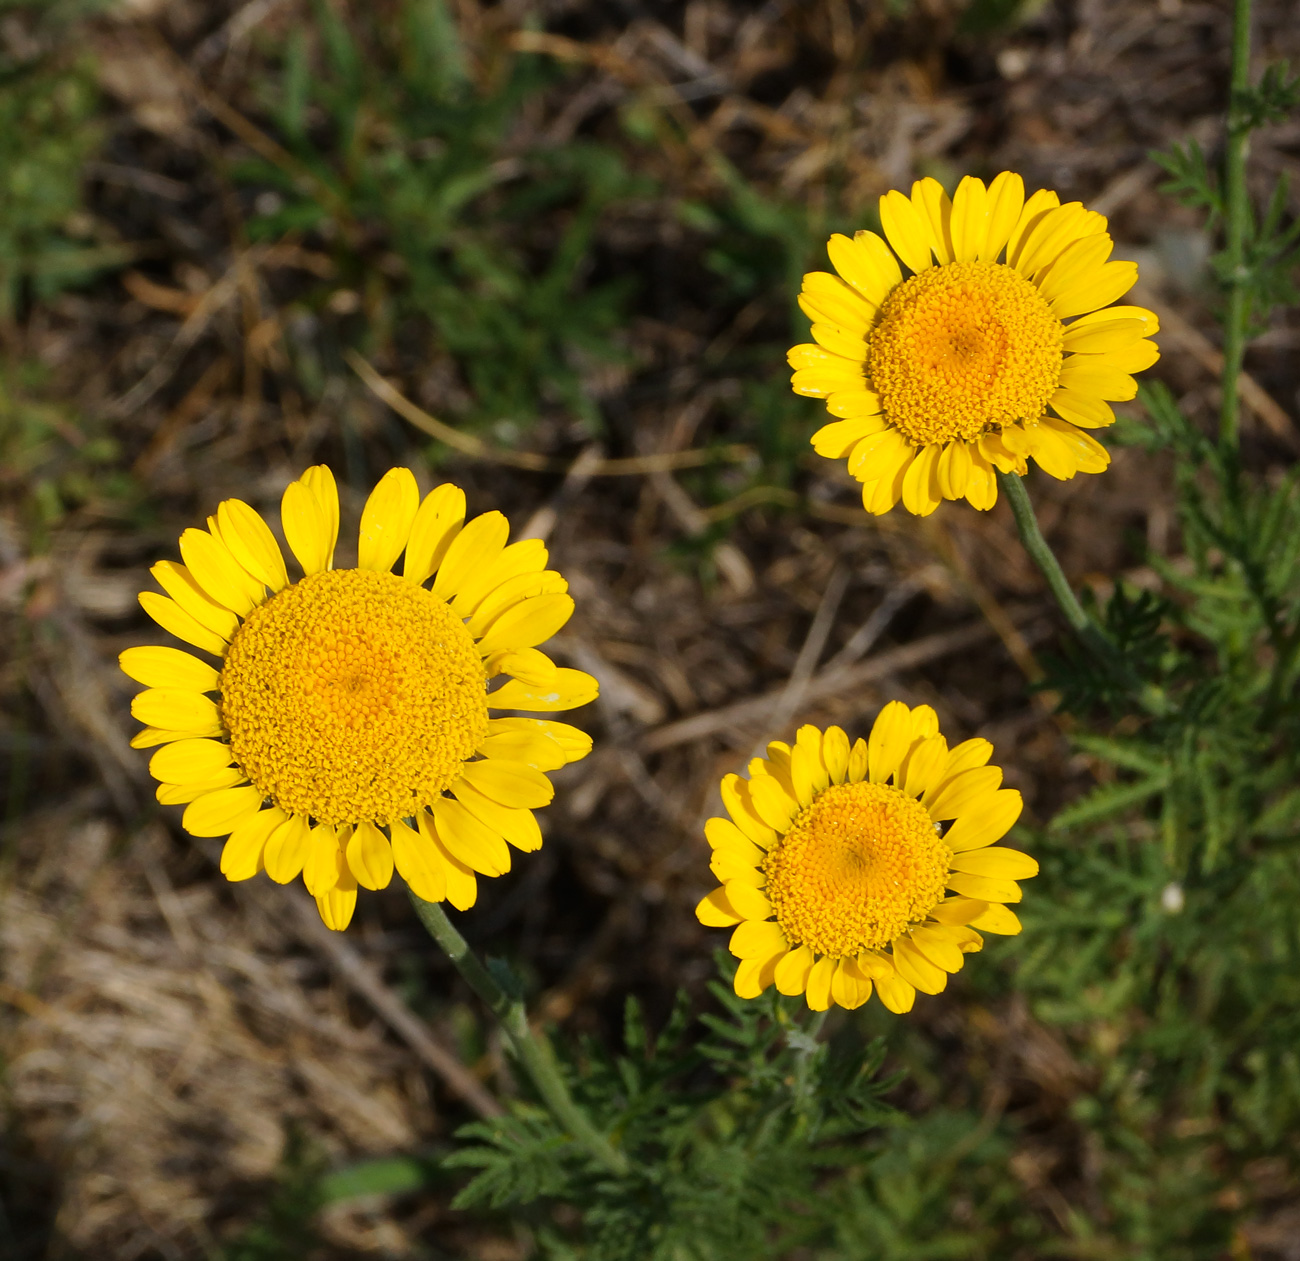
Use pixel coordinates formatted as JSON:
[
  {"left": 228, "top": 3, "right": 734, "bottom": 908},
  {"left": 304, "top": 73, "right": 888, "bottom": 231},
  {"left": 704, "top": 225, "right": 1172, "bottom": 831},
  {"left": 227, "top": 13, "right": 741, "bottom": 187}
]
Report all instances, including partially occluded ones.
[
  {"left": 927, "top": 765, "right": 1003, "bottom": 820},
  {"left": 847, "top": 426, "right": 911, "bottom": 484},
  {"left": 729, "top": 919, "right": 788, "bottom": 959},
  {"left": 179, "top": 527, "right": 261, "bottom": 617},
  {"left": 475, "top": 593, "right": 574, "bottom": 656},
  {"left": 131, "top": 688, "right": 221, "bottom": 736},
  {"left": 901, "top": 443, "right": 943, "bottom": 516},
  {"left": 909, "top": 926, "right": 965, "bottom": 974},
  {"left": 861, "top": 444, "right": 912, "bottom": 515},
  {"left": 805, "top": 955, "right": 836, "bottom": 1011},
  {"left": 404, "top": 483, "right": 466, "bottom": 585},
  {"left": 830, "top": 958, "right": 873, "bottom": 1010},
  {"left": 346, "top": 820, "right": 395, "bottom": 890},
  {"left": 923, "top": 739, "right": 994, "bottom": 807},
  {"left": 1033, "top": 416, "right": 1111, "bottom": 477},
  {"left": 970, "top": 903, "right": 1023, "bottom": 935},
  {"left": 928, "top": 895, "right": 989, "bottom": 926},
  {"left": 1034, "top": 232, "right": 1114, "bottom": 305},
  {"left": 1005, "top": 187, "right": 1061, "bottom": 270},
  {"left": 149, "top": 737, "right": 234, "bottom": 784},
  {"left": 789, "top": 741, "right": 819, "bottom": 808},
  {"left": 879, "top": 190, "right": 933, "bottom": 274},
  {"left": 1069, "top": 304, "right": 1158, "bottom": 336},
  {"left": 826, "top": 231, "right": 899, "bottom": 307},
  {"left": 822, "top": 726, "right": 850, "bottom": 784},
  {"left": 119, "top": 645, "right": 219, "bottom": 691},
  {"left": 964, "top": 445, "right": 998, "bottom": 510},
  {"left": 949, "top": 174, "right": 988, "bottom": 263},
  {"left": 458, "top": 758, "right": 553, "bottom": 810},
  {"left": 945, "top": 871, "right": 1022, "bottom": 903},
  {"left": 1087, "top": 339, "right": 1160, "bottom": 374},
  {"left": 431, "top": 796, "right": 511, "bottom": 877},
  {"left": 303, "top": 823, "right": 345, "bottom": 896},
  {"left": 726, "top": 881, "right": 773, "bottom": 921},
  {"left": 1014, "top": 202, "right": 1096, "bottom": 279},
  {"left": 477, "top": 727, "right": 566, "bottom": 771},
  {"left": 900, "top": 734, "right": 948, "bottom": 799},
  {"left": 911, "top": 177, "right": 954, "bottom": 264},
  {"left": 419, "top": 810, "right": 478, "bottom": 910},
  {"left": 281, "top": 479, "right": 333, "bottom": 576},
  {"left": 944, "top": 788, "right": 1023, "bottom": 852},
  {"left": 811, "top": 321, "right": 868, "bottom": 360},
  {"left": 937, "top": 440, "right": 971, "bottom": 500},
  {"left": 1049, "top": 388, "right": 1115, "bottom": 430},
  {"left": 484, "top": 646, "right": 559, "bottom": 686},
  {"left": 698, "top": 886, "right": 745, "bottom": 927},
  {"left": 300, "top": 465, "right": 340, "bottom": 560},
  {"left": 183, "top": 784, "right": 265, "bottom": 838},
  {"left": 138, "top": 592, "right": 228, "bottom": 656},
  {"left": 811, "top": 416, "right": 887, "bottom": 459},
  {"left": 981, "top": 171, "right": 1024, "bottom": 261},
  {"left": 720, "top": 774, "right": 779, "bottom": 848},
  {"left": 1057, "top": 362, "right": 1138, "bottom": 402},
  {"left": 748, "top": 774, "right": 798, "bottom": 832},
  {"left": 705, "top": 816, "right": 765, "bottom": 866},
  {"left": 216, "top": 499, "right": 289, "bottom": 593},
  {"left": 872, "top": 963, "right": 916, "bottom": 1014},
  {"left": 316, "top": 878, "right": 358, "bottom": 931},
  {"left": 774, "top": 944, "right": 815, "bottom": 995},
  {"left": 892, "top": 936, "right": 947, "bottom": 994},
  {"left": 847, "top": 737, "right": 868, "bottom": 782},
  {"left": 734, "top": 949, "right": 783, "bottom": 1000},
  {"left": 1049, "top": 260, "right": 1138, "bottom": 319},
  {"left": 867, "top": 700, "right": 913, "bottom": 784},
  {"left": 263, "top": 812, "right": 311, "bottom": 882},
  {"left": 800, "top": 269, "right": 877, "bottom": 331},
  {"left": 467, "top": 572, "right": 568, "bottom": 638},
  {"left": 452, "top": 538, "right": 549, "bottom": 616},
  {"left": 157, "top": 768, "right": 246, "bottom": 805},
  {"left": 452, "top": 779, "right": 543, "bottom": 852},
  {"left": 357, "top": 466, "right": 420, "bottom": 573},
  {"left": 488, "top": 668, "right": 597, "bottom": 713},
  {"left": 391, "top": 816, "right": 447, "bottom": 902},
  {"left": 1061, "top": 316, "right": 1146, "bottom": 353},
  {"left": 711, "top": 851, "right": 764, "bottom": 885},
  {"left": 487, "top": 716, "right": 591, "bottom": 764},
  {"left": 431, "top": 510, "right": 510, "bottom": 599},
  {"left": 131, "top": 726, "right": 192, "bottom": 749},
  {"left": 949, "top": 846, "right": 1039, "bottom": 879},
  {"left": 151, "top": 561, "right": 239, "bottom": 640},
  {"left": 220, "top": 806, "right": 288, "bottom": 881},
  {"left": 826, "top": 389, "right": 885, "bottom": 418}
]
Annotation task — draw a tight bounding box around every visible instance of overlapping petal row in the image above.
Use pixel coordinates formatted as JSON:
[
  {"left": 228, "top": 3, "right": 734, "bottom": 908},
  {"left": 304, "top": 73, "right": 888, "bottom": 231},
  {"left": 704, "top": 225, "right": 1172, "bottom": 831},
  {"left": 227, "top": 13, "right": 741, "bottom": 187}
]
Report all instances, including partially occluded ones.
[
  {"left": 121, "top": 465, "right": 597, "bottom": 931},
  {"left": 789, "top": 171, "right": 1161, "bottom": 515},
  {"left": 695, "top": 704, "right": 1036, "bottom": 1014}
]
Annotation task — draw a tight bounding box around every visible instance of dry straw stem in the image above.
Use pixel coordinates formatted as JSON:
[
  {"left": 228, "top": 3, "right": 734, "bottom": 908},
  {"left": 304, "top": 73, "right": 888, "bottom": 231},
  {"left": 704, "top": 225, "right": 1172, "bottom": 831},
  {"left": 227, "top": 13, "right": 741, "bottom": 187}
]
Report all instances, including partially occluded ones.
[{"left": 347, "top": 349, "right": 756, "bottom": 476}]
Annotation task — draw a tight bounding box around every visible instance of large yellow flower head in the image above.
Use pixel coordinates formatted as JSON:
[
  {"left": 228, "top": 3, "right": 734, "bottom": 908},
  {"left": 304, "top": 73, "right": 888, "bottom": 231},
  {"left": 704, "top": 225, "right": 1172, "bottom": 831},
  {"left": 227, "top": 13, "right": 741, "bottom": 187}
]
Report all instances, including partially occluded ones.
[
  {"left": 789, "top": 172, "right": 1161, "bottom": 515},
  {"left": 121, "top": 465, "right": 597, "bottom": 931},
  {"left": 696, "top": 704, "right": 1036, "bottom": 1013}
]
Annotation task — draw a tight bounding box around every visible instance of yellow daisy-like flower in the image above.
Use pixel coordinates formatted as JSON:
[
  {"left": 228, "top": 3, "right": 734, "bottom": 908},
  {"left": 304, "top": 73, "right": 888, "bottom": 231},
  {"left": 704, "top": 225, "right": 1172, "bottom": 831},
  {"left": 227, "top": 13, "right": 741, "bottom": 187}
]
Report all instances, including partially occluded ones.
[
  {"left": 695, "top": 703, "right": 1036, "bottom": 1013},
  {"left": 120, "top": 465, "right": 597, "bottom": 931},
  {"left": 788, "top": 172, "right": 1161, "bottom": 515}
]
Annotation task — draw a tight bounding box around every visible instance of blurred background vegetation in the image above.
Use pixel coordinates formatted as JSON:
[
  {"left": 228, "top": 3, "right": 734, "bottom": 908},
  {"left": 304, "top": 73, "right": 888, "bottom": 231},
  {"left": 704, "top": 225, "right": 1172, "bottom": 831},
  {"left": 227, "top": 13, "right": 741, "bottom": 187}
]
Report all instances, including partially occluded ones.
[{"left": 0, "top": 0, "right": 1298, "bottom": 1258}]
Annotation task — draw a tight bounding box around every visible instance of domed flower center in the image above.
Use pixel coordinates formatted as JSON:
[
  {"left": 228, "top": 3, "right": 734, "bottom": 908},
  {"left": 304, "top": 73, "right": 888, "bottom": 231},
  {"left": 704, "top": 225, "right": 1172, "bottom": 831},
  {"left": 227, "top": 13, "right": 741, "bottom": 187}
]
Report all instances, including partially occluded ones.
[
  {"left": 219, "top": 569, "right": 488, "bottom": 827},
  {"left": 867, "top": 260, "right": 1063, "bottom": 446},
  {"left": 763, "top": 780, "right": 950, "bottom": 958}
]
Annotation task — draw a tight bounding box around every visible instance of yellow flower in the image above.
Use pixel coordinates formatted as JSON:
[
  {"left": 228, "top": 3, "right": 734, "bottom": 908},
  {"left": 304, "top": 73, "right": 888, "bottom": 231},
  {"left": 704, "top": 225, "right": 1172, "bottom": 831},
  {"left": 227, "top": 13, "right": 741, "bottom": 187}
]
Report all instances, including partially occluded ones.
[
  {"left": 121, "top": 465, "right": 597, "bottom": 931},
  {"left": 695, "top": 704, "right": 1035, "bottom": 1013},
  {"left": 789, "top": 172, "right": 1160, "bottom": 515}
]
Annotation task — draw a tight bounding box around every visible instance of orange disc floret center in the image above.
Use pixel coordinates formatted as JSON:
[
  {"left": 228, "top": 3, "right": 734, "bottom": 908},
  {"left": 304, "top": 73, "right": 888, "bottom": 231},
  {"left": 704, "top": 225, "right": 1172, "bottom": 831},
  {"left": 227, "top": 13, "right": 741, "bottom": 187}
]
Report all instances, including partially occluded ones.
[
  {"left": 867, "top": 260, "right": 1063, "bottom": 446},
  {"left": 219, "top": 569, "right": 488, "bottom": 827},
  {"left": 763, "top": 781, "right": 950, "bottom": 958}
]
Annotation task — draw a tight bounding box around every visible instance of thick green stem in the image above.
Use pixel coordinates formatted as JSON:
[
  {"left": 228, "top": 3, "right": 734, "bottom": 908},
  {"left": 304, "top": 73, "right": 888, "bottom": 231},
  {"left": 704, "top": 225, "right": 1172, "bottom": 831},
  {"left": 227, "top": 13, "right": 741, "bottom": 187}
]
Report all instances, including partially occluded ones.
[
  {"left": 1219, "top": 0, "right": 1254, "bottom": 455},
  {"left": 998, "top": 472, "right": 1168, "bottom": 714},
  {"left": 407, "top": 890, "right": 629, "bottom": 1176}
]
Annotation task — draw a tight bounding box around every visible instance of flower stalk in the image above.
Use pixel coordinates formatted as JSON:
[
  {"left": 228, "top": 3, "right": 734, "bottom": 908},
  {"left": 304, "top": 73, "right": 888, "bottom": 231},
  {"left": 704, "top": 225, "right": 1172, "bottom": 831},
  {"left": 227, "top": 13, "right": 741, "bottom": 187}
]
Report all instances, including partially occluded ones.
[
  {"left": 1219, "top": 0, "right": 1254, "bottom": 456},
  {"left": 407, "top": 889, "right": 630, "bottom": 1177}
]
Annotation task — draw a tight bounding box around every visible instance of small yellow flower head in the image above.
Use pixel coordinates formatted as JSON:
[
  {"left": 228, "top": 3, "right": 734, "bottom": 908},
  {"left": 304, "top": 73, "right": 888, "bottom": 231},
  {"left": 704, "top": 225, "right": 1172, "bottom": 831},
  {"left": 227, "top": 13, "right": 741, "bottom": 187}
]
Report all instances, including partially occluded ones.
[
  {"left": 789, "top": 172, "right": 1161, "bottom": 515},
  {"left": 121, "top": 466, "right": 598, "bottom": 930},
  {"left": 696, "top": 705, "right": 1035, "bottom": 1013}
]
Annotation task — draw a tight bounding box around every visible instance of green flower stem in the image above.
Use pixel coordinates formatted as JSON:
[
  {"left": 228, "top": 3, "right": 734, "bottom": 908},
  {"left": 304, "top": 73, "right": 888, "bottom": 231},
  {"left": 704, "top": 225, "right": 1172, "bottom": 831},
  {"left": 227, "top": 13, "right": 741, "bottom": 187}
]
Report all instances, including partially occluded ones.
[
  {"left": 997, "top": 471, "right": 1169, "bottom": 715},
  {"left": 1220, "top": 0, "right": 1254, "bottom": 455},
  {"left": 407, "top": 889, "right": 630, "bottom": 1177}
]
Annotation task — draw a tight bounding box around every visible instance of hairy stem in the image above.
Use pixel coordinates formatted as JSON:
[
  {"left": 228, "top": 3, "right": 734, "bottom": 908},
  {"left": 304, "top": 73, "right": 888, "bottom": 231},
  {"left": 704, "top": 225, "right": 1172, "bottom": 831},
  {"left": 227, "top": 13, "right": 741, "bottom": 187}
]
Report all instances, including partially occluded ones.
[
  {"left": 407, "top": 890, "right": 630, "bottom": 1176},
  {"left": 1219, "top": 0, "right": 1254, "bottom": 455}
]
